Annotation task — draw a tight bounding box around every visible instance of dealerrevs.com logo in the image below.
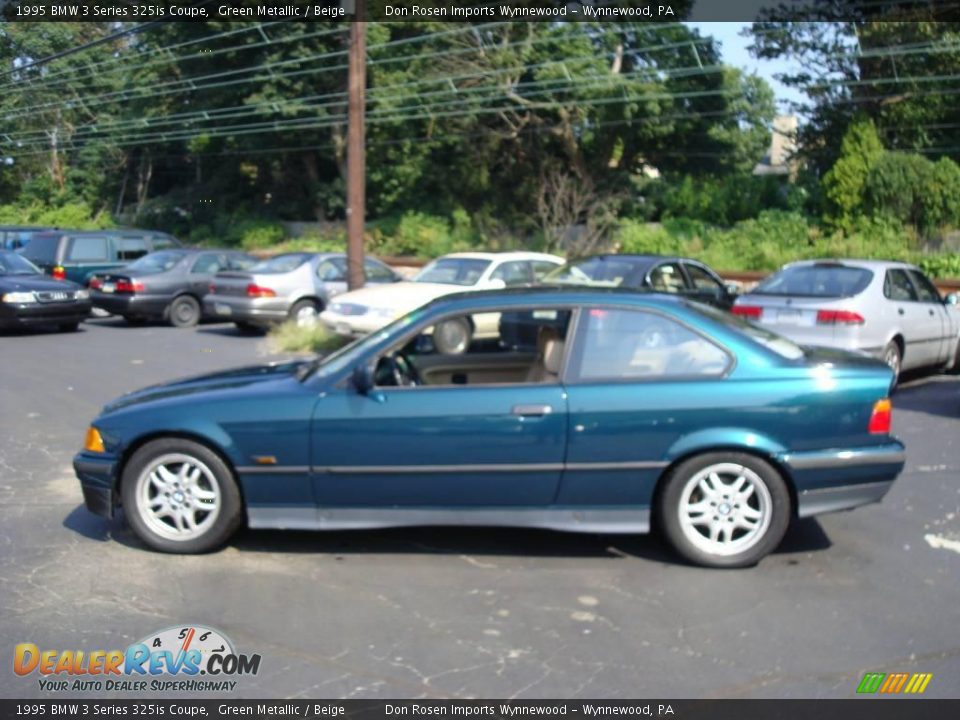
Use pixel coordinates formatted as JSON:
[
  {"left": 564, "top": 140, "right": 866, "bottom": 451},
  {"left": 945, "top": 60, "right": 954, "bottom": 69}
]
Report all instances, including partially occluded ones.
[{"left": 14, "top": 624, "right": 261, "bottom": 693}]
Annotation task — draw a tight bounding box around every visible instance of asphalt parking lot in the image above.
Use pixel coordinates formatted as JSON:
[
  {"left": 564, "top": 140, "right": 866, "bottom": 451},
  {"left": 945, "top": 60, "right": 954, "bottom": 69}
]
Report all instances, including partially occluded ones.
[{"left": 1, "top": 317, "right": 958, "bottom": 699}]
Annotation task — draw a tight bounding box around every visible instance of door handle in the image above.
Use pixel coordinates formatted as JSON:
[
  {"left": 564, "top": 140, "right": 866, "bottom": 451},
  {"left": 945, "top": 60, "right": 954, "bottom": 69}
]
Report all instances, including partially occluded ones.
[
  {"left": 929, "top": 309, "right": 935, "bottom": 316},
  {"left": 898, "top": 308, "right": 905, "bottom": 315},
  {"left": 511, "top": 404, "right": 553, "bottom": 417}
]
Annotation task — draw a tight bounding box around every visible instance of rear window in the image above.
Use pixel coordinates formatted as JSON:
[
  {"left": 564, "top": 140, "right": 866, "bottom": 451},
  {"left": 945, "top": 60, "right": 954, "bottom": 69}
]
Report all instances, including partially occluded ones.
[
  {"left": 18, "top": 235, "right": 61, "bottom": 263},
  {"left": 692, "top": 302, "right": 805, "bottom": 360},
  {"left": 752, "top": 264, "right": 873, "bottom": 298},
  {"left": 250, "top": 253, "right": 312, "bottom": 274}
]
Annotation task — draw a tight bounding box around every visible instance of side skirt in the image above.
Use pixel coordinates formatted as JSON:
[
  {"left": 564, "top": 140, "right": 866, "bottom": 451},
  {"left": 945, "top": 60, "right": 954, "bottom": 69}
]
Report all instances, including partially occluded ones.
[{"left": 247, "top": 506, "right": 651, "bottom": 534}]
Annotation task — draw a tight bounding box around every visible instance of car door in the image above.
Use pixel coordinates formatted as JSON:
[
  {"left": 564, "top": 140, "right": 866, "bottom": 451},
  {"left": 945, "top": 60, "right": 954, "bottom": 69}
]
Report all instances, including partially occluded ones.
[
  {"left": 558, "top": 306, "right": 733, "bottom": 510},
  {"left": 314, "top": 256, "right": 348, "bottom": 300},
  {"left": 63, "top": 235, "right": 117, "bottom": 284},
  {"left": 884, "top": 268, "right": 938, "bottom": 369},
  {"left": 907, "top": 269, "right": 951, "bottom": 364},
  {"left": 682, "top": 262, "right": 732, "bottom": 309},
  {"left": 309, "top": 309, "right": 569, "bottom": 507},
  {"left": 188, "top": 253, "right": 227, "bottom": 295},
  {"left": 647, "top": 262, "right": 686, "bottom": 296}
]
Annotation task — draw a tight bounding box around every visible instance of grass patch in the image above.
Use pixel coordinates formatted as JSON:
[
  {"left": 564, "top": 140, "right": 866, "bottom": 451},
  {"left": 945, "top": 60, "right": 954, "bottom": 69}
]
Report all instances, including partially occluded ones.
[{"left": 266, "top": 321, "right": 352, "bottom": 354}]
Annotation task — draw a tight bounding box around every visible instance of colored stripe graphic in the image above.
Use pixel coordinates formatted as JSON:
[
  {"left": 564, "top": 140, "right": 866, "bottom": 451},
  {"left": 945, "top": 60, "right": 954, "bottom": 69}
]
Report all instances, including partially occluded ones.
[{"left": 858, "top": 672, "right": 932, "bottom": 694}]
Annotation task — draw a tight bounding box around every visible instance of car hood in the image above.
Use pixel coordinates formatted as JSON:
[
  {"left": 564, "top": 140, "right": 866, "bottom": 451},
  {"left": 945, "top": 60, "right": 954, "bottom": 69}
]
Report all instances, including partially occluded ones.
[
  {"left": 330, "top": 281, "right": 463, "bottom": 312},
  {"left": 0, "top": 275, "right": 81, "bottom": 292},
  {"left": 102, "top": 360, "right": 309, "bottom": 413}
]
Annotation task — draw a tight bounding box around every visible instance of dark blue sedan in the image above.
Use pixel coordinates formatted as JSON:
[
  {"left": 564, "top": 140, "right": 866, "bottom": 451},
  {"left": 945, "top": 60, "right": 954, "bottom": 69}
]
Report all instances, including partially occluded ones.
[{"left": 74, "top": 288, "right": 904, "bottom": 567}]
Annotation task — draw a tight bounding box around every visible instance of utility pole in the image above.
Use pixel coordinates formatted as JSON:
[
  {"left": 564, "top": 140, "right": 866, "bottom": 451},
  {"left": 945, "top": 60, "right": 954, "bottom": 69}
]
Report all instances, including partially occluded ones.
[{"left": 346, "top": 0, "right": 366, "bottom": 291}]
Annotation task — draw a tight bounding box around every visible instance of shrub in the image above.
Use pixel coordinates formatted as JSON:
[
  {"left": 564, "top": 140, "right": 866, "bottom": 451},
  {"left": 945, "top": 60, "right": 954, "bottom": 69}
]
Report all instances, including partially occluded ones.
[
  {"left": 0, "top": 201, "right": 112, "bottom": 229},
  {"left": 266, "top": 321, "right": 352, "bottom": 354},
  {"left": 236, "top": 221, "right": 286, "bottom": 250}
]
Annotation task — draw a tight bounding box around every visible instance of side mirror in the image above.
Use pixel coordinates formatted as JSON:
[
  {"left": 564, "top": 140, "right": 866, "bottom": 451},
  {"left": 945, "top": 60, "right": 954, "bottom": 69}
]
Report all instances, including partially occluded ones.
[
  {"left": 725, "top": 282, "right": 741, "bottom": 296},
  {"left": 352, "top": 363, "right": 375, "bottom": 395},
  {"left": 487, "top": 278, "right": 507, "bottom": 290},
  {"left": 945, "top": 292, "right": 959, "bottom": 306}
]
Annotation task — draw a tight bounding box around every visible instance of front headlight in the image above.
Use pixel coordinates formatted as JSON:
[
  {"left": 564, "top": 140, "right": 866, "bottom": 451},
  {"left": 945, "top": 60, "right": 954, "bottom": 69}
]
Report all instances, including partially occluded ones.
[
  {"left": 75, "top": 289, "right": 90, "bottom": 300},
  {"left": 2, "top": 291, "right": 36, "bottom": 304}
]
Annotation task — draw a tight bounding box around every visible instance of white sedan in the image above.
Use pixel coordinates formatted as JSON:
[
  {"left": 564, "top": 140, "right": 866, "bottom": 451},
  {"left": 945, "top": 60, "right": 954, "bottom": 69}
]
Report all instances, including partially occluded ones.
[{"left": 320, "top": 252, "right": 564, "bottom": 353}]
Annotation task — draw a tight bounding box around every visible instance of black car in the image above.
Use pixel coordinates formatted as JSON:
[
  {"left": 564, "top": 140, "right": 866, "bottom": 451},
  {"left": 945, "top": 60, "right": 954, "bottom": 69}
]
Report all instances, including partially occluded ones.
[
  {"left": 546, "top": 254, "right": 737, "bottom": 308},
  {"left": 89, "top": 248, "right": 257, "bottom": 327},
  {"left": 18, "top": 228, "right": 180, "bottom": 285},
  {"left": 0, "top": 250, "right": 92, "bottom": 332},
  {"left": 500, "top": 254, "right": 738, "bottom": 349}
]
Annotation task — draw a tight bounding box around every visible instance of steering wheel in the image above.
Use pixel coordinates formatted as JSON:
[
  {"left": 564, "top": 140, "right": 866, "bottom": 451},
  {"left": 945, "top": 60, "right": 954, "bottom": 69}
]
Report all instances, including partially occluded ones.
[{"left": 379, "top": 353, "right": 419, "bottom": 387}]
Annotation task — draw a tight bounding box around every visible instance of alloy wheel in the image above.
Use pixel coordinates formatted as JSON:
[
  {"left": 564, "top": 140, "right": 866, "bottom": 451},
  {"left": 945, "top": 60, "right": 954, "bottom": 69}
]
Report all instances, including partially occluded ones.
[
  {"left": 677, "top": 462, "right": 772, "bottom": 557},
  {"left": 135, "top": 453, "right": 222, "bottom": 542}
]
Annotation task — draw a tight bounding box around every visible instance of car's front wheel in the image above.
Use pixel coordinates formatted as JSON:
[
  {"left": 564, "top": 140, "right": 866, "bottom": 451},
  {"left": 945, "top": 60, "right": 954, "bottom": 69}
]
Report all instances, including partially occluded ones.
[
  {"left": 659, "top": 452, "right": 791, "bottom": 568},
  {"left": 121, "top": 438, "right": 243, "bottom": 554},
  {"left": 883, "top": 340, "right": 902, "bottom": 386}
]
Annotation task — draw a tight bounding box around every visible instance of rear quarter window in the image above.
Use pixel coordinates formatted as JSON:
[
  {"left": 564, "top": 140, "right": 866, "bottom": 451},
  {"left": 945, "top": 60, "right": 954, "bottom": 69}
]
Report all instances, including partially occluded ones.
[
  {"left": 753, "top": 264, "right": 873, "bottom": 298},
  {"left": 66, "top": 236, "right": 110, "bottom": 262}
]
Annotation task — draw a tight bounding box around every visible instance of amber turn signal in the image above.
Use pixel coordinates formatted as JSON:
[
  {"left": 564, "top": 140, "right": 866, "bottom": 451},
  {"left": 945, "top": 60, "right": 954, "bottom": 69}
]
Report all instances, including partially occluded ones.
[{"left": 84, "top": 426, "right": 106, "bottom": 453}]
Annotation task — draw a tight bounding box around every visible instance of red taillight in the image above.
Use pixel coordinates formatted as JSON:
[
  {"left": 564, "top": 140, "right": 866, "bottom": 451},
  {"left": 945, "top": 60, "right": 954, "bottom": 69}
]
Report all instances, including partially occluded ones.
[
  {"left": 816, "top": 309, "right": 865, "bottom": 325},
  {"left": 115, "top": 279, "right": 145, "bottom": 293},
  {"left": 732, "top": 305, "right": 763, "bottom": 319},
  {"left": 246, "top": 284, "right": 276, "bottom": 298},
  {"left": 89, "top": 277, "right": 103, "bottom": 290},
  {"left": 868, "top": 398, "right": 892, "bottom": 435},
  {"left": 52, "top": 266, "right": 66, "bottom": 280}
]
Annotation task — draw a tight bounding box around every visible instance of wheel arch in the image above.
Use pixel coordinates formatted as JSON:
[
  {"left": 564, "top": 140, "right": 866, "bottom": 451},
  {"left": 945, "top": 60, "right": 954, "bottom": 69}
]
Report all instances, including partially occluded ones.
[
  {"left": 651, "top": 445, "right": 798, "bottom": 527},
  {"left": 165, "top": 291, "right": 202, "bottom": 317},
  {"left": 289, "top": 294, "right": 325, "bottom": 311},
  {"left": 114, "top": 431, "right": 246, "bottom": 512}
]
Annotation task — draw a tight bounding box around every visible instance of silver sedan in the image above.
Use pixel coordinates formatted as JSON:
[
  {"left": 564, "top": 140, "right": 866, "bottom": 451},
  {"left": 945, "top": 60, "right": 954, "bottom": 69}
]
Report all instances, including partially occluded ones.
[
  {"left": 732, "top": 259, "right": 960, "bottom": 383},
  {"left": 205, "top": 252, "right": 400, "bottom": 331}
]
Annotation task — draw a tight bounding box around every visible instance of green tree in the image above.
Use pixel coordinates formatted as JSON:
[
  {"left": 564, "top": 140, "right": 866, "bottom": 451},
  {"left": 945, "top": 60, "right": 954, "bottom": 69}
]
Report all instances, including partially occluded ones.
[{"left": 822, "top": 118, "right": 885, "bottom": 227}]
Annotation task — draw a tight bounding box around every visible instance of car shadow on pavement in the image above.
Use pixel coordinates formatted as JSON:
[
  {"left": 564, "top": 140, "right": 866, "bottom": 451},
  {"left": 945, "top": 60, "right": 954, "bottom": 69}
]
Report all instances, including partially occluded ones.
[
  {"left": 194, "top": 325, "right": 267, "bottom": 338},
  {"left": 64, "top": 507, "right": 832, "bottom": 565},
  {"left": 892, "top": 373, "right": 960, "bottom": 420}
]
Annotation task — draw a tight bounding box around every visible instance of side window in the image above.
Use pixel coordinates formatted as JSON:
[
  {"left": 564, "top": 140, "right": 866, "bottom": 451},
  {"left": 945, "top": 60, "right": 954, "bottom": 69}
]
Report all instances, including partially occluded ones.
[
  {"left": 490, "top": 261, "right": 533, "bottom": 287},
  {"left": 648, "top": 263, "right": 685, "bottom": 293},
  {"left": 316, "top": 258, "right": 347, "bottom": 282},
  {"left": 532, "top": 260, "right": 561, "bottom": 280},
  {"left": 66, "top": 236, "right": 109, "bottom": 262},
  {"left": 685, "top": 264, "right": 724, "bottom": 292},
  {"left": 364, "top": 259, "right": 396, "bottom": 282},
  {"left": 907, "top": 270, "right": 942, "bottom": 303},
  {"left": 884, "top": 269, "right": 918, "bottom": 302},
  {"left": 117, "top": 237, "right": 149, "bottom": 261},
  {"left": 372, "top": 308, "right": 572, "bottom": 387},
  {"left": 570, "top": 308, "right": 730, "bottom": 381},
  {"left": 229, "top": 254, "right": 257, "bottom": 271},
  {"left": 191, "top": 253, "right": 225, "bottom": 274}
]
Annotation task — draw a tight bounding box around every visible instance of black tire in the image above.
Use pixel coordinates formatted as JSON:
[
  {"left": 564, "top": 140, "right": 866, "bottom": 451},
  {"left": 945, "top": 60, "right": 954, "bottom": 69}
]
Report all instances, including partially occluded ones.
[
  {"left": 883, "top": 340, "right": 902, "bottom": 387},
  {"left": 434, "top": 317, "right": 473, "bottom": 355},
  {"left": 169, "top": 295, "right": 201, "bottom": 328},
  {"left": 120, "top": 438, "right": 243, "bottom": 554},
  {"left": 288, "top": 298, "right": 321, "bottom": 326},
  {"left": 58, "top": 322, "right": 80, "bottom": 332},
  {"left": 123, "top": 315, "right": 148, "bottom": 326},
  {"left": 234, "top": 321, "right": 265, "bottom": 335},
  {"left": 658, "top": 452, "right": 791, "bottom": 568}
]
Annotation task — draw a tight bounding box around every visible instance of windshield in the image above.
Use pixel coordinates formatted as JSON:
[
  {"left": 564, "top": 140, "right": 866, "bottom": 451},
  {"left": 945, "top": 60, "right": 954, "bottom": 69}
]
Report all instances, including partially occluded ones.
[
  {"left": 414, "top": 258, "right": 490, "bottom": 286},
  {"left": 250, "top": 253, "right": 312, "bottom": 274},
  {"left": 752, "top": 264, "right": 873, "bottom": 298},
  {"left": 692, "top": 301, "right": 805, "bottom": 360},
  {"left": 126, "top": 250, "right": 187, "bottom": 274},
  {"left": 0, "top": 251, "right": 41, "bottom": 275},
  {"left": 545, "top": 256, "right": 644, "bottom": 288}
]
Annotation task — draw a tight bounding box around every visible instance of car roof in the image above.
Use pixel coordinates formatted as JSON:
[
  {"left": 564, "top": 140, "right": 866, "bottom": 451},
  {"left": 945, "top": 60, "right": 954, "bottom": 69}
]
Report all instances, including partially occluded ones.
[
  {"left": 783, "top": 258, "right": 918, "bottom": 271},
  {"left": 441, "top": 251, "right": 563, "bottom": 262},
  {"left": 429, "top": 284, "right": 681, "bottom": 308}
]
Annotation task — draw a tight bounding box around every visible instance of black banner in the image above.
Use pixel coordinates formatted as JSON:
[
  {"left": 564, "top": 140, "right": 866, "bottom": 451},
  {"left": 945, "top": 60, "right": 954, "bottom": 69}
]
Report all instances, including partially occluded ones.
[
  {"left": 3, "top": 0, "right": 960, "bottom": 23},
  {"left": 2, "top": 701, "right": 960, "bottom": 720}
]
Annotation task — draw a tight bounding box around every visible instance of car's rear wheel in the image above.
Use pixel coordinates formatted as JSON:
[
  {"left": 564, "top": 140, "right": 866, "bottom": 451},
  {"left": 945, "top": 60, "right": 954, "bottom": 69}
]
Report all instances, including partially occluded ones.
[
  {"left": 58, "top": 322, "right": 79, "bottom": 332},
  {"left": 289, "top": 299, "right": 320, "bottom": 327},
  {"left": 169, "top": 295, "right": 201, "bottom": 328},
  {"left": 659, "top": 452, "right": 791, "bottom": 568},
  {"left": 434, "top": 317, "right": 473, "bottom": 355},
  {"left": 121, "top": 438, "right": 243, "bottom": 554},
  {"left": 883, "top": 340, "right": 902, "bottom": 386}
]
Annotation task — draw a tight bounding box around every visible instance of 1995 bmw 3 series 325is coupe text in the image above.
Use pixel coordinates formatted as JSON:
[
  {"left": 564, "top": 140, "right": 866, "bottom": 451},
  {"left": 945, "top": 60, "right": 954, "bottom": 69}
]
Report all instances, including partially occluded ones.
[{"left": 73, "top": 288, "right": 905, "bottom": 568}]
